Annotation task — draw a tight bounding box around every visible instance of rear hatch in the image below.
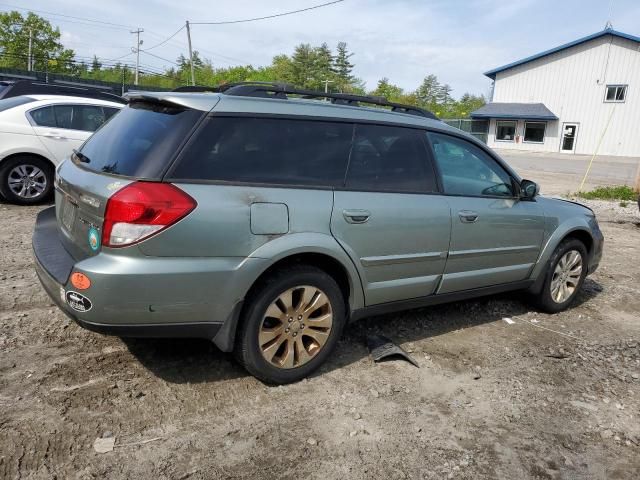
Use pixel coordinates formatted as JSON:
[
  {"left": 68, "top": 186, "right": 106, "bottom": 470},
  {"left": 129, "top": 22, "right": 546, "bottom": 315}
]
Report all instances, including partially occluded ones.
[{"left": 55, "top": 100, "right": 207, "bottom": 259}]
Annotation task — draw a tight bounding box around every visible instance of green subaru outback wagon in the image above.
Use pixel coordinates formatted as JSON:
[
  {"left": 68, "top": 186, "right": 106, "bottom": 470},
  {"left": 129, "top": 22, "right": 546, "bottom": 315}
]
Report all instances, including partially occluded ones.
[{"left": 33, "top": 83, "right": 603, "bottom": 384}]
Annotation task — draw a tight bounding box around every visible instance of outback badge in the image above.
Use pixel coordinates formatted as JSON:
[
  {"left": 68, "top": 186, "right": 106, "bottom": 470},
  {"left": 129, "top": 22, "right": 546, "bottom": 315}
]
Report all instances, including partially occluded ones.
[{"left": 65, "top": 291, "right": 92, "bottom": 312}]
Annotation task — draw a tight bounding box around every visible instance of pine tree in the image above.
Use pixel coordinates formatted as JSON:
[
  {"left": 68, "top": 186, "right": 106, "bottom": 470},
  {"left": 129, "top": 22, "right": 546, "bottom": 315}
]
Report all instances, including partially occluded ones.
[
  {"left": 313, "top": 42, "right": 334, "bottom": 90},
  {"left": 91, "top": 55, "right": 102, "bottom": 73},
  {"left": 290, "top": 43, "right": 317, "bottom": 88},
  {"left": 333, "top": 42, "right": 354, "bottom": 91}
]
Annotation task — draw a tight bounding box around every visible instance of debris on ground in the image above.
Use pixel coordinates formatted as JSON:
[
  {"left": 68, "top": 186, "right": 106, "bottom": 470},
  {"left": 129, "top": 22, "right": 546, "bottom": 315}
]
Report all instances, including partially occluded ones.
[{"left": 367, "top": 334, "right": 419, "bottom": 367}]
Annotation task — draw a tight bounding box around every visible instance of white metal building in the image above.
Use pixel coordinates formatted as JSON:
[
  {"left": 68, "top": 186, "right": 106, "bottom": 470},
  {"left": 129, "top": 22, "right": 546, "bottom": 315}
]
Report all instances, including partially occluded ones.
[{"left": 472, "top": 28, "right": 640, "bottom": 156}]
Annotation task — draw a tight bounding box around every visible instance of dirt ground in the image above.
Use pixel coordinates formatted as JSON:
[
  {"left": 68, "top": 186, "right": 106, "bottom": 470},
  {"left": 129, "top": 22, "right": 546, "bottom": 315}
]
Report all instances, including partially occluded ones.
[{"left": 1, "top": 195, "right": 639, "bottom": 480}]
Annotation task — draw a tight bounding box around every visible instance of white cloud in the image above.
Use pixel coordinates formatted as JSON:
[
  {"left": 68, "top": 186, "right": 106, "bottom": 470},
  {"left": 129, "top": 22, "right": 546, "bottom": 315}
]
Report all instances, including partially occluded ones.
[{"left": 14, "top": 0, "right": 640, "bottom": 97}]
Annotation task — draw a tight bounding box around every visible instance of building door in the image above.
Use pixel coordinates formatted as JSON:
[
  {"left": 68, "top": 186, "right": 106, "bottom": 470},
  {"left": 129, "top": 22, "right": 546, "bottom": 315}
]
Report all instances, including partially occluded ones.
[{"left": 561, "top": 123, "right": 579, "bottom": 153}]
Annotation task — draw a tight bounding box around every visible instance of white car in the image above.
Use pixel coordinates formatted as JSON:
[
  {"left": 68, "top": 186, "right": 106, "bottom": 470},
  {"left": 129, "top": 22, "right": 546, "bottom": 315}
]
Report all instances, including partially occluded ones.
[{"left": 0, "top": 95, "right": 122, "bottom": 205}]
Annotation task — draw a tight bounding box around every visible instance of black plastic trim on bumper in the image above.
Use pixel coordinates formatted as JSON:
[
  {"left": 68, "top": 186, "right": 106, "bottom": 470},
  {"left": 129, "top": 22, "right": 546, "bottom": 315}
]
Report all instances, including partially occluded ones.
[
  {"left": 32, "top": 206, "right": 75, "bottom": 285},
  {"left": 73, "top": 317, "right": 223, "bottom": 339}
]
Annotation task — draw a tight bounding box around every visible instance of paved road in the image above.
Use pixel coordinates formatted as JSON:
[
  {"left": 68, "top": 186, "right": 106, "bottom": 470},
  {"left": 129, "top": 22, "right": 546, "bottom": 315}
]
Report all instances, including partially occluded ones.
[{"left": 496, "top": 149, "right": 639, "bottom": 195}]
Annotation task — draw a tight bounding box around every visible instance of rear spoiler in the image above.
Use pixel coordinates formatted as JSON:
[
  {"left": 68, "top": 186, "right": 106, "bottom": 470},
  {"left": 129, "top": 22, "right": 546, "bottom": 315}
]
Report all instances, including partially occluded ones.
[{"left": 123, "top": 91, "right": 220, "bottom": 112}]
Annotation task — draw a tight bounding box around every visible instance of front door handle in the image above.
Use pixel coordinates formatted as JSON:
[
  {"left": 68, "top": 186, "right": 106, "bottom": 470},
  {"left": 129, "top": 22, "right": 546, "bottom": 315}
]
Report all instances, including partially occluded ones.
[
  {"left": 343, "top": 209, "right": 371, "bottom": 224},
  {"left": 458, "top": 210, "right": 479, "bottom": 223}
]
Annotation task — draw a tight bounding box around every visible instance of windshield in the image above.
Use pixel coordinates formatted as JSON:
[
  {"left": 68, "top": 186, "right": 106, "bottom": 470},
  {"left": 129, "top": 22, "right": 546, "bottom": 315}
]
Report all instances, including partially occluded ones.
[
  {"left": 0, "top": 95, "right": 35, "bottom": 113},
  {"left": 77, "top": 101, "right": 204, "bottom": 179}
]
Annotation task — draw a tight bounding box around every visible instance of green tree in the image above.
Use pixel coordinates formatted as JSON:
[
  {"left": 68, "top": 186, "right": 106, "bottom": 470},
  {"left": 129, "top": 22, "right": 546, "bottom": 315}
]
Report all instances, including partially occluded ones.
[
  {"left": 371, "top": 77, "right": 404, "bottom": 101},
  {"left": 415, "top": 74, "right": 441, "bottom": 109},
  {"left": 0, "top": 11, "right": 75, "bottom": 72},
  {"left": 91, "top": 55, "right": 102, "bottom": 73},
  {"left": 290, "top": 43, "right": 317, "bottom": 88},
  {"left": 333, "top": 41, "right": 354, "bottom": 91}
]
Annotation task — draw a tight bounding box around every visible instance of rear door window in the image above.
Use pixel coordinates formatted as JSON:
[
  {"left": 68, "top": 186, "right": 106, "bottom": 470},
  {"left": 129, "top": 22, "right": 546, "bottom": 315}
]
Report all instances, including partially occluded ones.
[
  {"left": 104, "top": 107, "right": 120, "bottom": 120},
  {"left": 69, "top": 105, "right": 106, "bottom": 131},
  {"left": 170, "top": 116, "right": 353, "bottom": 187},
  {"left": 77, "top": 101, "right": 204, "bottom": 179},
  {"left": 345, "top": 124, "right": 437, "bottom": 193},
  {"left": 30, "top": 106, "right": 57, "bottom": 127}
]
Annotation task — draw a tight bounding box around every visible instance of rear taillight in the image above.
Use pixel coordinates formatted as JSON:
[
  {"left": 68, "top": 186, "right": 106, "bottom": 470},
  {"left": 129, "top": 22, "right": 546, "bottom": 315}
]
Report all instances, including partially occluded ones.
[{"left": 102, "top": 182, "right": 196, "bottom": 248}]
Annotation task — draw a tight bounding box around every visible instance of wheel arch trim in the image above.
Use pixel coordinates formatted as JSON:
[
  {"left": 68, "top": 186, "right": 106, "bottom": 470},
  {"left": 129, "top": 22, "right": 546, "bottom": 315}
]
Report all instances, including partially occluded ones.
[{"left": 528, "top": 219, "right": 595, "bottom": 293}]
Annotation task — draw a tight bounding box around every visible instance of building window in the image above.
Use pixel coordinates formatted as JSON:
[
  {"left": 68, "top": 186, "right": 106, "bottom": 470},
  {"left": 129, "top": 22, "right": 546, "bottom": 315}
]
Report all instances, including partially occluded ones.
[
  {"left": 604, "top": 85, "right": 627, "bottom": 102},
  {"left": 495, "top": 120, "right": 516, "bottom": 141},
  {"left": 523, "top": 122, "right": 546, "bottom": 143}
]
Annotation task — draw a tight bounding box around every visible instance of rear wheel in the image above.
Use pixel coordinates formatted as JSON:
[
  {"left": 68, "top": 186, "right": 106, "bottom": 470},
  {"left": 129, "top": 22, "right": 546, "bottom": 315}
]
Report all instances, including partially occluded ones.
[
  {"left": 534, "top": 238, "right": 588, "bottom": 313},
  {"left": 0, "top": 156, "right": 54, "bottom": 205},
  {"left": 235, "top": 265, "right": 346, "bottom": 384}
]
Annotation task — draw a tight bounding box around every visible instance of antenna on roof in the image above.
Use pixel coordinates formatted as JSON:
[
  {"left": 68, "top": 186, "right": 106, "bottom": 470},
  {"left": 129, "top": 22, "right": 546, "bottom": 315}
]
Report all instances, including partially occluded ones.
[{"left": 605, "top": 0, "right": 614, "bottom": 29}]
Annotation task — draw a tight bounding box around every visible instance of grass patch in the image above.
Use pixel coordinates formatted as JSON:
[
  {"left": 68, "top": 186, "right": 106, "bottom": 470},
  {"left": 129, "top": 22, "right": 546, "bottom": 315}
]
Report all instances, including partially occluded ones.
[{"left": 576, "top": 185, "right": 638, "bottom": 201}]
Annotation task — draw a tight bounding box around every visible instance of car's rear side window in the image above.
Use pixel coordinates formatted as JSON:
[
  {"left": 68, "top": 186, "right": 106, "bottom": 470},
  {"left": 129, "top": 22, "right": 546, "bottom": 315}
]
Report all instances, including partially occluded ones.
[
  {"left": 345, "top": 124, "right": 437, "bottom": 193},
  {"left": 77, "top": 102, "right": 203, "bottom": 179},
  {"left": 170, "top": 116, "right": 354, "bottom": 187}
]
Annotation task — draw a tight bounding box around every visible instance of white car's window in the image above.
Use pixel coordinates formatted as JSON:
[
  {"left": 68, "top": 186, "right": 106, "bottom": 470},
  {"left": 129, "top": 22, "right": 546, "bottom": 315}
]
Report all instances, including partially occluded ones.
[
  {"left": 30, "top": 106, "right": 57, "bottom": 127},
  {"left": 30, "top": 104, "right": 112, "bottom": 132}
]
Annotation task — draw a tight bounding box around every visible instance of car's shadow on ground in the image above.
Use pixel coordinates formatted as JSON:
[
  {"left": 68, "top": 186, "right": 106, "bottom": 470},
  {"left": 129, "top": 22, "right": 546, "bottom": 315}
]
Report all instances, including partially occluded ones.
[{"left": 122, "top": 279, "right": 603, "bottom": 385}]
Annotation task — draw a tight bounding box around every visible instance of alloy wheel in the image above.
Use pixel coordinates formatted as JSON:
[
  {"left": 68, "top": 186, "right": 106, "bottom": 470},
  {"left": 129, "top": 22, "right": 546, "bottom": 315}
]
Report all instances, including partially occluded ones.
[
  {"left": 258, "top": 285, "right": 333, "bottom": 369},
  {"left": 550, "top": 249, "right": 583, "bottom": 303},
  {"left": 7, "top": 164, "right": 47, "bottom": 199}
]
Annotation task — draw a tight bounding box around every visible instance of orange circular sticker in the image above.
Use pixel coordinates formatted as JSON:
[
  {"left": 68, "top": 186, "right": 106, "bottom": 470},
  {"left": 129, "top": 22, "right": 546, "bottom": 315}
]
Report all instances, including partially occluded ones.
[{"left": 70, "top": 272, "right": 91, "bottom": 290}]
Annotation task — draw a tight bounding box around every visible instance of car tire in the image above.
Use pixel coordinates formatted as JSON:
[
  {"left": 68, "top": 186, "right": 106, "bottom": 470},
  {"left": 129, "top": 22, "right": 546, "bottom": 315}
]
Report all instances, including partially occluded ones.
[
  {"left": 235, "top": 265, "right": 346, "bottom": 384},
  {"left": 533, "top": 238, "right": 588, "bottom": 313},
  {"left": 0, "top": 156, "right": 54, "bottom": 205}
]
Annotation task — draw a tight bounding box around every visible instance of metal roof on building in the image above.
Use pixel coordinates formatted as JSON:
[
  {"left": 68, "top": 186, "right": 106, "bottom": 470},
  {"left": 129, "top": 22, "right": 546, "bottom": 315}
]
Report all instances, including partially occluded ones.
[
  {"left": 484, "top": 28, "right": 640, "bottom": 80},
  {"left": 470, "top": 102, "right": 558, "bottom": 120}
]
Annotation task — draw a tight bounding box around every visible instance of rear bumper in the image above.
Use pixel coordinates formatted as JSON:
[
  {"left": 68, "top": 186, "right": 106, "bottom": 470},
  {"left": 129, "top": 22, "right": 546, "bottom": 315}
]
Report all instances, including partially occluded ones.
[{"left": 32, "top": 206, "right": 263, "bottom": 345}]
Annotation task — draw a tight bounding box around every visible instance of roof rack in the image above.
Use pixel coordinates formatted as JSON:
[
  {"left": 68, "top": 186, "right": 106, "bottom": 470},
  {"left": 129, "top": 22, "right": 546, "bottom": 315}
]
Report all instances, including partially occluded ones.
[{"left": 172, "top": 81, "right": 438, "bottom": 119}]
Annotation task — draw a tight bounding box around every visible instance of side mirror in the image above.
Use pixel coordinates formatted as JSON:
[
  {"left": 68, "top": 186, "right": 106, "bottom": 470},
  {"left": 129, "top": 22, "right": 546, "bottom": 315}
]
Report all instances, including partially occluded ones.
[{"left": 520, "top": 179, "right": 539, "bottom": 199}]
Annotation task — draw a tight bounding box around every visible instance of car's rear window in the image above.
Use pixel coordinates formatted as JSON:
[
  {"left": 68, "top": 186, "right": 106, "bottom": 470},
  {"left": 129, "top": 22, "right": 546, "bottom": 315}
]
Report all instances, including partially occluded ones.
[
  {"left": 0, "top": 96, "right": 35, "bottom": 112},
  {"left": 77, "top": 101, "right": 204, "bottom": 179}
]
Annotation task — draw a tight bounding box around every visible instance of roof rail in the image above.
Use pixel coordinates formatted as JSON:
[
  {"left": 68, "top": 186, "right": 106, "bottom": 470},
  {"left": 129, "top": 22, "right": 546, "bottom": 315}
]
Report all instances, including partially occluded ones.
[
  {"left": 172, "top": 85, "right": 222, "bottom": 93},
  {"left": 173, "top": 81, "right": 438, "bottom": 119}
]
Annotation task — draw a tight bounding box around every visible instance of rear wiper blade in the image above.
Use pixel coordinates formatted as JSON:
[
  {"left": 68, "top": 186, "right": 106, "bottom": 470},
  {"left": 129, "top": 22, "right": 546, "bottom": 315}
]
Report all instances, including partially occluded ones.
[{"left": 73, "top": 149, "right": 91, "bottom": 163}]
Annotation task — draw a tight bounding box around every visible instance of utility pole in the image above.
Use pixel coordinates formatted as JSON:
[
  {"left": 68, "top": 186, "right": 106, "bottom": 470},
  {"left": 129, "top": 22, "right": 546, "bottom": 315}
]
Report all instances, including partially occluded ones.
[
  {"left": 130, "top": 28, "right": 144, "bottom": 85},
  {"left": 322, "top": 79, "right": 334, "bottom": 94},
  {"left": 185, "top": 20, "right": 195, "bottom": 86},
  {"left": 27, "top": 28, "right": 33, "bottom": 71}
]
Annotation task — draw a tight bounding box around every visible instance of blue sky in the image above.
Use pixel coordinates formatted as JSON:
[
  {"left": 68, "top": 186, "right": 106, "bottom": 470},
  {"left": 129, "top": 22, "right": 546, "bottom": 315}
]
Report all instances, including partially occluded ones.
[{"left": 4, "top": 0, "right": 640, "bottom": 97}]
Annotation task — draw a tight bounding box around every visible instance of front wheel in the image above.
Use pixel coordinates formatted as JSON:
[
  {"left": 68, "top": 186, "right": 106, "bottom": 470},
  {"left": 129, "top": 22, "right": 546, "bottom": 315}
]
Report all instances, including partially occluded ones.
[
  {"left": 0, "top": 156, "right": 54, "bottom": 205},
  {"left": 534, "top": 238, "right": 588, "bottom": 313},
  {"left": 235, "top": 265, "right": 346, "bottom": 384}
]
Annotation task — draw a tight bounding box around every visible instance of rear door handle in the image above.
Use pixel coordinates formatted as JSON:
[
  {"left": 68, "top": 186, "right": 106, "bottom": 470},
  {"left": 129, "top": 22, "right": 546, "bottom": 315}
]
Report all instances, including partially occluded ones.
[
  {"left": 343, "top": 209, "right": 371, "bottom": 224},
  {"left": 458, "top": 210, "right": 479, "bottom": 223},
  {"left": 43, "top": 131, "right": 67, "bottom": 140}
]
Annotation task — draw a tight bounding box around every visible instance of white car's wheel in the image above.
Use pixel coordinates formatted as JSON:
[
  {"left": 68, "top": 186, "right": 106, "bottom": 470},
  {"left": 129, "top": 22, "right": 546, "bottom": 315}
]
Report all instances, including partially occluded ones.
[{"left": 0, "top": 156, "right": 54, "bottom": 205}]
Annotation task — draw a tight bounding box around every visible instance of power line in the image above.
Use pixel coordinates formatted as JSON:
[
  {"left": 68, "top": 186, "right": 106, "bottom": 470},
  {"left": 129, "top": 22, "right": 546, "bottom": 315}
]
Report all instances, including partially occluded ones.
[
  {"left": 140, "top": 50, "right": 179, "bottom": 66},
  {"left": 142, "top": 25, "right": 186, "bottom": 51},
  {"left": 190, "top": 0, "right": 345, "bottom": 25},
  {"left": 0, "top": 51, "right": 170, "bottom": 76},
  {"left": 0, "top": 2, "right": 135, "bottom": 29}
]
